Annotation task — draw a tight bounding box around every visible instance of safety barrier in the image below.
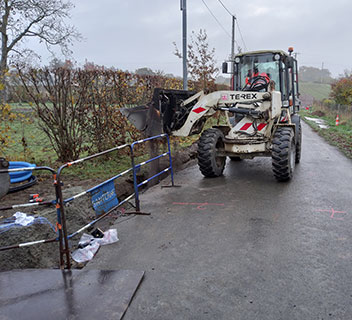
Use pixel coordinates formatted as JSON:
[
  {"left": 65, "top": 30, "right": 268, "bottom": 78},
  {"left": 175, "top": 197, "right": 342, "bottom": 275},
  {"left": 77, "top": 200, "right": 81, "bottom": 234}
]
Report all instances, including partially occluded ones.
[{"left": 0, "top": 134, "right": 175, "bottom": 269}]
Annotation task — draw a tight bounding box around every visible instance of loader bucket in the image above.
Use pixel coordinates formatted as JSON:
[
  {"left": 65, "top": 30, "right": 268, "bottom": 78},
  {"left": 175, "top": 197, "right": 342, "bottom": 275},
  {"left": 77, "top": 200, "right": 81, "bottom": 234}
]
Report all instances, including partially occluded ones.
[
  {"left": 120, "top": 88, "right": 197, "bottom": 136},
  {"left": 120, "top": 105, "right": 151, "bottom": 132}
]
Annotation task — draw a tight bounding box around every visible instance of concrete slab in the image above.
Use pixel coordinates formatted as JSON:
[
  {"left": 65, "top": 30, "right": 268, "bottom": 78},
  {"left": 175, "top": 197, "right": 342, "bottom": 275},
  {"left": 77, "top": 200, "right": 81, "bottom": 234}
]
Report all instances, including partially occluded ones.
[
  {"left": 0, "top": 269, "right": 144, "bottom": 320},
  {"left": 87, "top": 122, "right": 352, "bottom": 319}
]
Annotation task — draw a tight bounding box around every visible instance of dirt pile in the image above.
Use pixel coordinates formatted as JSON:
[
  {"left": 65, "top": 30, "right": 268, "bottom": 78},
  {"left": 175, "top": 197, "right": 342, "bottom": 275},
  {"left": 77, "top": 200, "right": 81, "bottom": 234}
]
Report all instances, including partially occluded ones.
[{"left": 311, "top": 110, "right": 326, "bottom": 117}]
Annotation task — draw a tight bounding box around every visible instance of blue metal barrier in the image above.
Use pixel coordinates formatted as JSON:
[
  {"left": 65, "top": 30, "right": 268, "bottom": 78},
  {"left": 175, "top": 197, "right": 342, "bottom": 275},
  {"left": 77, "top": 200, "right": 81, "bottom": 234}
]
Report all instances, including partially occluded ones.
[
  {"left": 130, "top": 134, "right": 174, "bottom": 212},
  {"left": 0, "top": 134, "right": 175, "bottom": 269}
]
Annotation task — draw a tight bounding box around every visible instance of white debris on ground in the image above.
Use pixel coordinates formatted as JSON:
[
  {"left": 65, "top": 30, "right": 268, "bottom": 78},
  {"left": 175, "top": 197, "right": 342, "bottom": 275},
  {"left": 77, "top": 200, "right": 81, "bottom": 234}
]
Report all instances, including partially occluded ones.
[
  {"left": 305, "top": 117, "right": 329, "bottom": 129},
  {"left": 14, "top": 212, "right": 35, "bottom": 226},
  {"left": 71, "top": 229, "right": 119, "bottom": 263}
]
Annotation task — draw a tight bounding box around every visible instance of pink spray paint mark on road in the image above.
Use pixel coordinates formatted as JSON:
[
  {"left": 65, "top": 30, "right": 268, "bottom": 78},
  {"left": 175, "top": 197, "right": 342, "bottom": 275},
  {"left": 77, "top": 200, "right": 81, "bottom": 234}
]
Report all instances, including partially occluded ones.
[
  {"left": 173, "top": 202, "right": 225, "bottom": 210},
  {"left": 315, "top": 208, "right": 347, "bottom": 220}
]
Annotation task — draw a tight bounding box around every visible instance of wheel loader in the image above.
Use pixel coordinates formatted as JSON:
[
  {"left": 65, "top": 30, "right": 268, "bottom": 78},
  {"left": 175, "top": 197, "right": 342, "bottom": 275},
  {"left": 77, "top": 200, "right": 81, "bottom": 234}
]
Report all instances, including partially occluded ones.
[{"left": 122, "top": 48, "right": 302, "bottom": 181}]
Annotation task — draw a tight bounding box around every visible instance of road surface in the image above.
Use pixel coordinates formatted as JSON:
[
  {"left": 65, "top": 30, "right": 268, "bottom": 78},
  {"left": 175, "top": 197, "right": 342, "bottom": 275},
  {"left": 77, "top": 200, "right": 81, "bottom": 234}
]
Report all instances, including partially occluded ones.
[{"left": 88, "top": 122, "right": 352, "bottom": 320}]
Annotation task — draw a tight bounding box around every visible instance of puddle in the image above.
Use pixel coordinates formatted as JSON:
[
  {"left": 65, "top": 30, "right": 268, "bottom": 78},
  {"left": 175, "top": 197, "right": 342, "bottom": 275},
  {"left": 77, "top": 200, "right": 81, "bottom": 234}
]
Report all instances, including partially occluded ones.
[{"left": 305, "top": 116, "right": 329, "bottom": 129}]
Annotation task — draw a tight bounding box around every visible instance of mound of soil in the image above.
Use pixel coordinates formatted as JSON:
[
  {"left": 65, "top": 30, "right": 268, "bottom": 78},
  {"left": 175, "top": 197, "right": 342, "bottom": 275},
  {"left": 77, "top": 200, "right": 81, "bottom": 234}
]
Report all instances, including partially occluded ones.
[
  {"left": 0, "top": 184, "right": 131, "bottom": 271},
  {"left": 311, "top": 110, "right": 325, "bottom": 117}
]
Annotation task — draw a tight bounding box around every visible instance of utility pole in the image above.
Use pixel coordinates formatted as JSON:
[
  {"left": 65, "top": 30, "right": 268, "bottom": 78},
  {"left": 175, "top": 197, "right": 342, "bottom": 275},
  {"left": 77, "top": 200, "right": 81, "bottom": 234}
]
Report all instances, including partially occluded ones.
[
  {"left": 231, "top": 15, "right": 236, "bottom": 60},
  {"left": 180, "top": 0, "right": 188, "bottom": 90}
]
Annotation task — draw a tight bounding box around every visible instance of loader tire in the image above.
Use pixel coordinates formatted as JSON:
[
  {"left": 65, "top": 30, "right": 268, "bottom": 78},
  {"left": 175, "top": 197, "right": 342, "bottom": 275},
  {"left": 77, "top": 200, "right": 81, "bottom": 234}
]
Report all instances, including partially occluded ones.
[
  {"left": 272, "top": 127, "right": 295, "bottom": 182},
  {"left": 197, "top": 128, "right": 226, "bottom": 177},
  {"left": 295, "top": 122, "right": 302, "bottom": 163}
]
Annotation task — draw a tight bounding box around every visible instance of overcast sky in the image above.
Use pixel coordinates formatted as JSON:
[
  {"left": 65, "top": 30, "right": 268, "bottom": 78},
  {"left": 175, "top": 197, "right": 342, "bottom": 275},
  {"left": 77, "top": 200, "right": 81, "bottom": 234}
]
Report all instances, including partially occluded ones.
[{"left": 32, "top": 0, "right": 352, "bottom": 77}]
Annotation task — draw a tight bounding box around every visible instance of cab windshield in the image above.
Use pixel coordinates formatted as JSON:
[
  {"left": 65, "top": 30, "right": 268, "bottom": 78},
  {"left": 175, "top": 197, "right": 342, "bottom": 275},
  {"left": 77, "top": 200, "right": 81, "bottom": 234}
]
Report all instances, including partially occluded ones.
[{"left": 236, "top": 53, "right": 280, "bottom": 91}]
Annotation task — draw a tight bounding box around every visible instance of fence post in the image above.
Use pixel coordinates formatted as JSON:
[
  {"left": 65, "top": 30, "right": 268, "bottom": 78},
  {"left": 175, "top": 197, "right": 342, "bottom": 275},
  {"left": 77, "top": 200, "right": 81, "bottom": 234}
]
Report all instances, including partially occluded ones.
[
  {"left": 53, "top": 175, "right": 64, "bottom": 268},
  {"left": 166, "top": 135, "right": 175, "bottom": 186},
  {"left": 55, "top": 169, "right": 71, "bottom": 269},
  {"left": 129, "top": 144, "right": 141, "bottom": 212}
]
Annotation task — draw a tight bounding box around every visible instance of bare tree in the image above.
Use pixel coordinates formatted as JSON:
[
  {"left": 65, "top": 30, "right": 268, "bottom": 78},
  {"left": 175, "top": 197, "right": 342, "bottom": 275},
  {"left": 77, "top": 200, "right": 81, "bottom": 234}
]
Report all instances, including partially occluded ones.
[
  {"left": 0, "top": 0, "right": 80, "bottom": 102},
  {"left": 174, "top": 29, "right": 219, "bottom": 90}
]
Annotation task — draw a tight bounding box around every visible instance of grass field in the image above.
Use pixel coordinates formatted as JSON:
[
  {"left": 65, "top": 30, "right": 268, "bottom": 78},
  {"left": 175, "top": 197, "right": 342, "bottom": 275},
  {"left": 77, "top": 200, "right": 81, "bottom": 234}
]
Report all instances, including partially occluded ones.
[
  {"left": 3, "top": 104, "right": 55, "bottom": 164},
  {"left": 299, "top": 82, "right": 331, "bottom": 101}
]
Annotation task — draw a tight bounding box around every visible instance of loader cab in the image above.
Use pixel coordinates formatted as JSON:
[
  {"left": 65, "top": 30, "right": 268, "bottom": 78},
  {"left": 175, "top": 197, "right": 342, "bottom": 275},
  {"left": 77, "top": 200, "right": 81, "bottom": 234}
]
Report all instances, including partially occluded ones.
[{"left": 222, "top": 49, "right": 300, "bottom": 112}]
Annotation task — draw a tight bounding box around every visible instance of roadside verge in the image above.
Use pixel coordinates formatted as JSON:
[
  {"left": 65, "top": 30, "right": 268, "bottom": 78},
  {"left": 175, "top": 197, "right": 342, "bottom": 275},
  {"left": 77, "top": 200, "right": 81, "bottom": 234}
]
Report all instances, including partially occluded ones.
[{"left": 300, "top": 109, "right": 352, "bottom": 159}]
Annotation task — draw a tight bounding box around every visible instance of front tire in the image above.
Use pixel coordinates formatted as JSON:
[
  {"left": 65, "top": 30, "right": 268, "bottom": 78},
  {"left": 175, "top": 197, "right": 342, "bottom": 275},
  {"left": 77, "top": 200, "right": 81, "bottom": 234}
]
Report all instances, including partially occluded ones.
[
  {"left": 272, "top": 127, "right": 295, "bottom": 181},
  {"left": 295, "top": 122, "right": 302, "bottom": 163},
  {"left": 197, "top": 128, "right": 226, "bottom": 177}
]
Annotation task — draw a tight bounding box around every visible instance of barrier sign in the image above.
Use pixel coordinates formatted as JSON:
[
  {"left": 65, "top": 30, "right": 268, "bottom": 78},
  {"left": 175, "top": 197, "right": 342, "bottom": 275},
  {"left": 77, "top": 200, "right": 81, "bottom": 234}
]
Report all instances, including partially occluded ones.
[{"left": 89, "top": 180, "right": 118, "bottom": 216}]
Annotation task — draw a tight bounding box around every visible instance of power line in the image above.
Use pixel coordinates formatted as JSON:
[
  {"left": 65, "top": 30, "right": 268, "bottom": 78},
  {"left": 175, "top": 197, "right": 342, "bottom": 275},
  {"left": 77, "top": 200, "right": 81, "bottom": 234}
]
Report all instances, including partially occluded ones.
[
  {"left": 216, "top": 0, "right": 248, "bottom": 51},
  {"left": 201, "top": 0, "right": 231, "bottom": 38},
  {"left": 236, "top": 19, "right": 248, "bottom": 51},
  {"left": 217, "top": 0, "right": 233, "bottom": 17}
]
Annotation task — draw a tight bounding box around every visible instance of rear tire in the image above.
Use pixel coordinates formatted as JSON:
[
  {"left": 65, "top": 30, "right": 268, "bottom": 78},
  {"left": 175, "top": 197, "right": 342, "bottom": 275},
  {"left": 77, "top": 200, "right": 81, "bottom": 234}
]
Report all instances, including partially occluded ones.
[
  {"left": 197, "top": 128, "right": 226, "bottom": 177},
  {"left": 272, "top": 127, "right": 295, "bottom": 181}
]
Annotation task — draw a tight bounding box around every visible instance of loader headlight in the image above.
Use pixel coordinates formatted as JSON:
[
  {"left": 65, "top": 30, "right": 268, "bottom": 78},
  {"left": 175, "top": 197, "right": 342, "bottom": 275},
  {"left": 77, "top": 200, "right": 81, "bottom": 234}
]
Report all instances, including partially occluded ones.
[
  {"left": 274, "top": 54, "right": 280, "bottom": 61},
  {"left": 234, "top": 57, "right": 240, "bottom": 63}
]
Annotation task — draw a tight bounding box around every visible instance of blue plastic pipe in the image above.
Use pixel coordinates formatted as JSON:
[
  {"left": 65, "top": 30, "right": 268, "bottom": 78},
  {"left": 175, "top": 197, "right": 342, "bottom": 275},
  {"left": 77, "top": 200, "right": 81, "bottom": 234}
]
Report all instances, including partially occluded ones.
[{"left": 9, "top": 161, "right": 36, "bottom": 183}]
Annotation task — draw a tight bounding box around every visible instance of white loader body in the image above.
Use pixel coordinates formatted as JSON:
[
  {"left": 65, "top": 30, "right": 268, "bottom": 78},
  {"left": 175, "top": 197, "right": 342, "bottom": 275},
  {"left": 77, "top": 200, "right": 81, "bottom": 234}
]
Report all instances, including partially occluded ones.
[{"left": 172, "top": 90, "right": 282, "bottom": 156}]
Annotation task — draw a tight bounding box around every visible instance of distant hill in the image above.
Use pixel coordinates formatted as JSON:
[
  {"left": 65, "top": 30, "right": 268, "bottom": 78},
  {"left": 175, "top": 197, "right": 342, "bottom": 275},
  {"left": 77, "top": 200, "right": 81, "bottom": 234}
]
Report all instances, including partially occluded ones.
[
  {"left": 299, "top": 66, "right": 334, "bottom": 84},
  {"left": 299, "top": 82, "right": 331, "bottom": 102}
]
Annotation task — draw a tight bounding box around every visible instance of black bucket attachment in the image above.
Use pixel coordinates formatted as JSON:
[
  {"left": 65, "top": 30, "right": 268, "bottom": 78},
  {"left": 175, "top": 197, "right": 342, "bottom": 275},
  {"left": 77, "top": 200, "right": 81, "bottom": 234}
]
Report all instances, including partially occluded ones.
[
  {"left": 120, "top": 88, "right": 197, "bottom": 137},
  {"left": 0, "top": 158, "right": 10, "bottom": 199}
]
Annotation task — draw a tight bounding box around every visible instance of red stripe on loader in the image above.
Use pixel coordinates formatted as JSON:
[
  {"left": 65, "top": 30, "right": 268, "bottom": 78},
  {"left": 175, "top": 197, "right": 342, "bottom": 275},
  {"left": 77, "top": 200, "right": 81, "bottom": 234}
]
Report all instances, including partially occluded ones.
[
  {"left": 192, "top": 107, "right": 206, "bottom": 114},
  {"left": 239, "top": 123, "right": 252, "bottom": 130},
  {"left": 257, "top": 123, "right": 267, "bottom": 131}
]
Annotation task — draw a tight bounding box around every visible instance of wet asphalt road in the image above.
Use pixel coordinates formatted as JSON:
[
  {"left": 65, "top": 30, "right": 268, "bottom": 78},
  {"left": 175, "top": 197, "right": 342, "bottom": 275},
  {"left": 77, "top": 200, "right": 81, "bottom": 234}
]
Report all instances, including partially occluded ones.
[{"left": 88, "top": 122, "right": 352, "bottom": 320}]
